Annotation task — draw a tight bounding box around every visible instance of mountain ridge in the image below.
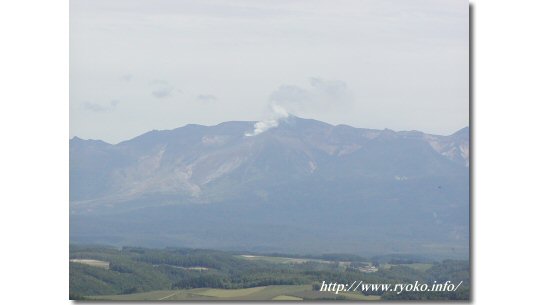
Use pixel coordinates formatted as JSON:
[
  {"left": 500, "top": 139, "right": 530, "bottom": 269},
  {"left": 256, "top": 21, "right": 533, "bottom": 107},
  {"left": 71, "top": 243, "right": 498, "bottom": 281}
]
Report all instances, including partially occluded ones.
[
  {"left": 70, "top": 116, "right": 468, "bottom": 145},
  {"left": 70, "top": 116, "right": 469, "bottom": 258}
]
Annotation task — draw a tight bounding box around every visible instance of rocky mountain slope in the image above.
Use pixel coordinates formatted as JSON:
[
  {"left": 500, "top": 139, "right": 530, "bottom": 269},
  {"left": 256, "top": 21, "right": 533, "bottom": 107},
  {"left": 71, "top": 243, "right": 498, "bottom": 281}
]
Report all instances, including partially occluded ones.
[{"left": 70, "top": 116, "right": 469, "bottom": 258}]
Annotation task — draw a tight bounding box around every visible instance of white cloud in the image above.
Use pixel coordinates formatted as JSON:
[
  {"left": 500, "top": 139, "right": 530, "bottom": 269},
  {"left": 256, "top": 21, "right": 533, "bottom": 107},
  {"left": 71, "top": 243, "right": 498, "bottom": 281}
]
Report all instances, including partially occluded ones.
[
  {"left": 197, "top": 94, "right": 217, "bottom": 102},
  {"left": 268, "top": 77, "right": 354, "bottom": 116},
  {"left": 83, "top": 100, "right": 120, "bottom": 113},
  {"left": 150, "top": 80, "right": 175, "bottom": 98}
]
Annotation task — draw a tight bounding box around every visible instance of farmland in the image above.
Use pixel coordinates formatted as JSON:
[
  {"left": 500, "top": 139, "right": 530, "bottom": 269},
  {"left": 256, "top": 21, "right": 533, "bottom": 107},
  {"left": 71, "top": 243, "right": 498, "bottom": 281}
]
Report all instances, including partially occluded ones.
[
  {"left": 70, "top": 245, "right": 469, "bottom": 301},
  {"left": 89, "top": 285, "right": 381, "bottom": 301}
]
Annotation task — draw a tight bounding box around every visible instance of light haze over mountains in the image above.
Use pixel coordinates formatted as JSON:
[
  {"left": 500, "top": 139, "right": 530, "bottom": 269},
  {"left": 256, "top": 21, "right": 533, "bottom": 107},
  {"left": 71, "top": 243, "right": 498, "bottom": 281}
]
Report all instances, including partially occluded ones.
[{"left": 70, "top": 116, "right": 469, "bottom": 258}]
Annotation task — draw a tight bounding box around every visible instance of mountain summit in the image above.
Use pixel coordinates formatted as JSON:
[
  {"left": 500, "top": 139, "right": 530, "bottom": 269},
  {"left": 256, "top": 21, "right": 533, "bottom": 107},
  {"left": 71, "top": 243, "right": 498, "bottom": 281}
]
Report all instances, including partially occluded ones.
[{"left": 70, "top": 117, "right": 469, "bottom": 258}]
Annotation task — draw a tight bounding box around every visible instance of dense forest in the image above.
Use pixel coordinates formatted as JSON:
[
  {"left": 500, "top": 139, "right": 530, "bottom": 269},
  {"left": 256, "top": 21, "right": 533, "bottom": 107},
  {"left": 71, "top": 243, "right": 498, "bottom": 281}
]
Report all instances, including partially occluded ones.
[{"left": 70, "top": 245, "right": 469, "bottom": 300}]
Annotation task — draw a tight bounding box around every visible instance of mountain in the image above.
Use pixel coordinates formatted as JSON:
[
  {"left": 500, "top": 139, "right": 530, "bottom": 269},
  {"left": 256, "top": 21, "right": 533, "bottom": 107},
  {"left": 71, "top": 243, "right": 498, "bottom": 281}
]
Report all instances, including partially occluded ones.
[{"left": 70, "top": 116, "right": 469, "bottom": 258}]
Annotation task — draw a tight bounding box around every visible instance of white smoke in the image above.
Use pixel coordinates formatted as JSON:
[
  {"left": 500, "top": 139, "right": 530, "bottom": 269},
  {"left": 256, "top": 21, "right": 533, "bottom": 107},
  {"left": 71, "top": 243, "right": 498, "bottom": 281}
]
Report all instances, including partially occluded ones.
[
  {"left": 245, "top": 77, "right": 353, "bottom": 137},
  {"left": 245, "top": 104, "right": 289, "bottom": 137}
]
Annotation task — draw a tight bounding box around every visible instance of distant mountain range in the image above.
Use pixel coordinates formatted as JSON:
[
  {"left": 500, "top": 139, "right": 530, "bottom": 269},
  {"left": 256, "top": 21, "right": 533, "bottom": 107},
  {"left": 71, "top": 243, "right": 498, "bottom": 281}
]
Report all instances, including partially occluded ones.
[{"left": 70, "top": 116, "right": 469, "bottom": 259}]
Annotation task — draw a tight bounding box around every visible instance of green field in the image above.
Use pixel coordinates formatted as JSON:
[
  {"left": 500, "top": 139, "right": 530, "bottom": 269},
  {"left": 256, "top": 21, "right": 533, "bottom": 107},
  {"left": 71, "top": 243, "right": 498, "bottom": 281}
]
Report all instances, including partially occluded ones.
[
  {"left": 238, "top": 254, "right": 350, "bottom": 270},
  {"left": 70, "top": 245, "right": 469, "bottom": 301},
  {"left": 89, "top": 285, "right": 380, "bottom": 301},
  {"left": 238, "top": 254, "right": 332, "bottom": 264},
  {"left": 380, "top": 262, "right": 433, "bottom": 272},
  {"left": 401, "top": 263, "right": 434, "bottom": 272}
]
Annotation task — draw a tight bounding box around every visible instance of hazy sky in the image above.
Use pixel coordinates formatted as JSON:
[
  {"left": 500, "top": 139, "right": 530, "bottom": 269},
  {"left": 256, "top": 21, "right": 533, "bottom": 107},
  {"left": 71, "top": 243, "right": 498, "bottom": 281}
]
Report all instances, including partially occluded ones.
[{"left": 70, "top": 0, "right": 469, "bottom": 143}]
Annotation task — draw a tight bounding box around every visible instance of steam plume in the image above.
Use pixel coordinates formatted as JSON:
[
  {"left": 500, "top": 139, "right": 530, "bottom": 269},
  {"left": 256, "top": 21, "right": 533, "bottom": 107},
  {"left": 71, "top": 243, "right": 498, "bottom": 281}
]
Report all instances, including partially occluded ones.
[{"left": 245, "top": 104, "right": 289, "bottom": 137}]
